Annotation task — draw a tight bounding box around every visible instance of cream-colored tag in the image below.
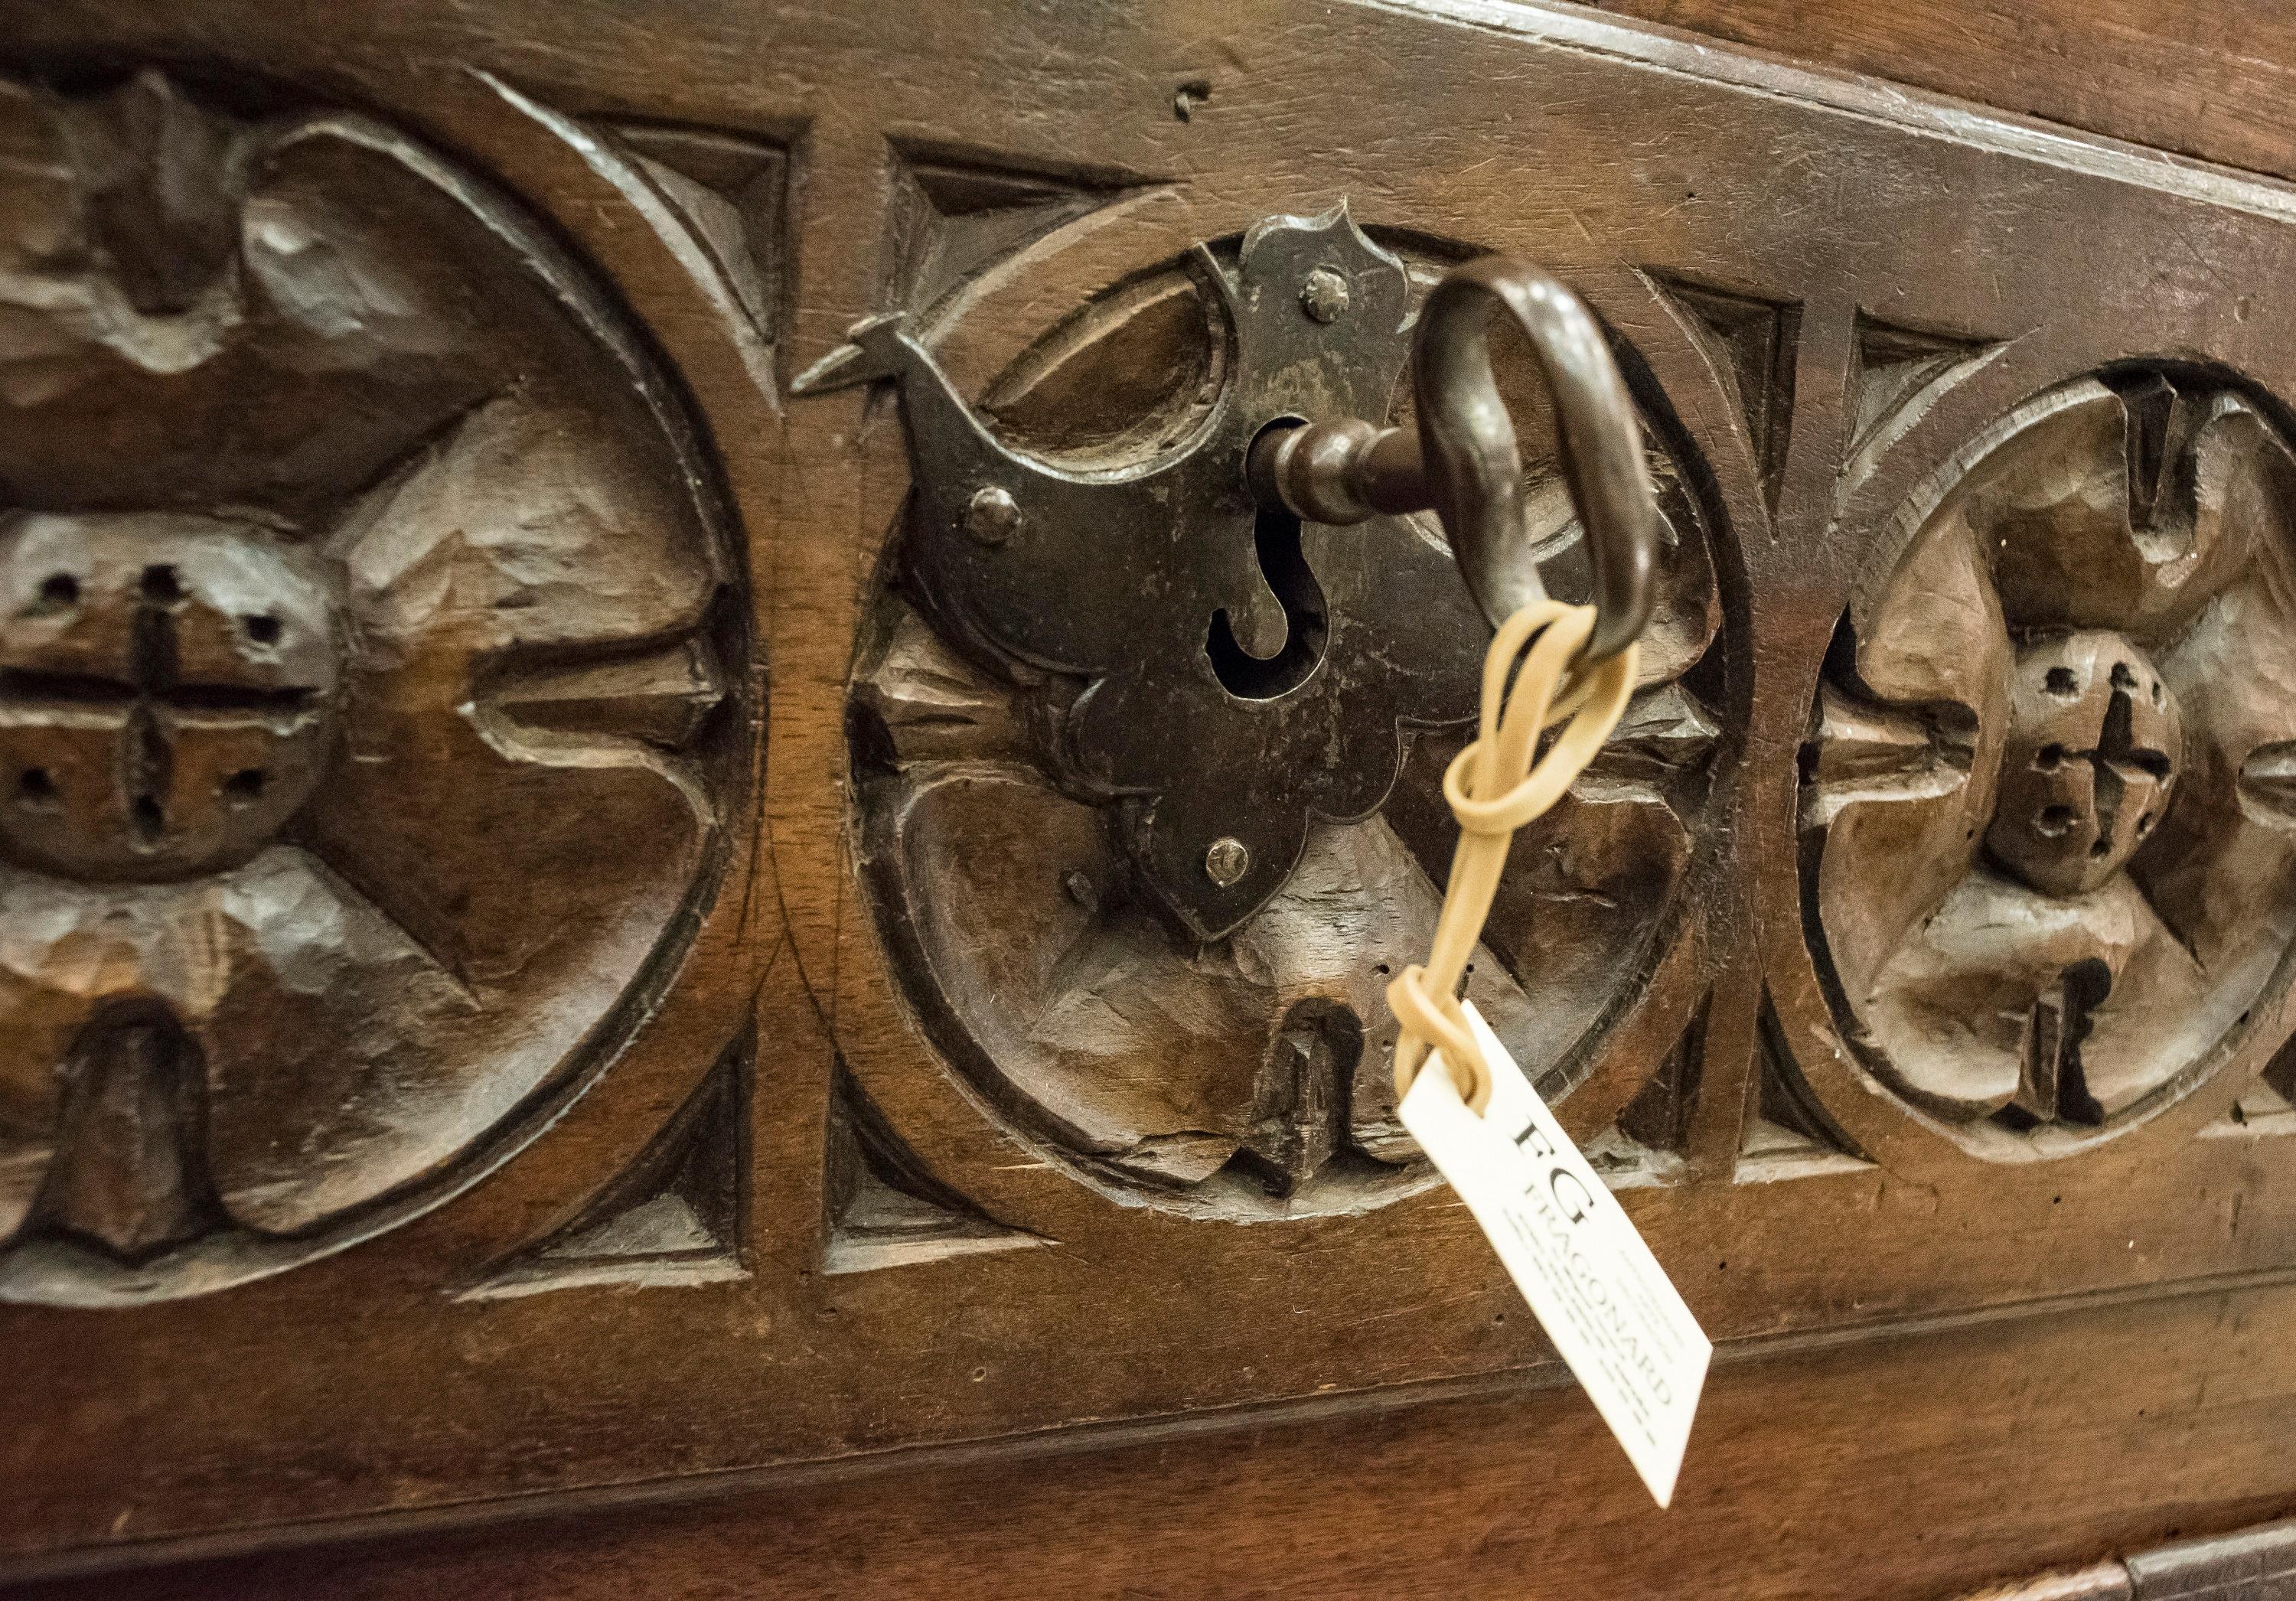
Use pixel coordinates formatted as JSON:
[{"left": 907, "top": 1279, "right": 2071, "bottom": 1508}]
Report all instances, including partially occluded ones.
[{"left": 1400, "top": 1001, "right": 1711, "bottom": 1507}]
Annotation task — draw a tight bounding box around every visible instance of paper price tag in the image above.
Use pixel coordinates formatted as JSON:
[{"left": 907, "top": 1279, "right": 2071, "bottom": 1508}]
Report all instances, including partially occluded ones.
[{"left": 1400, "top": 1002, "right": 1711, "bottom": 1507}]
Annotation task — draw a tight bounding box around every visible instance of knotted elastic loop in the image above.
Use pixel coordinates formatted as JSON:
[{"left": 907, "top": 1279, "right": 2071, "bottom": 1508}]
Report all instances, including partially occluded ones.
[{"left": 1385, "top": 600, "right": 1638, "bottom": 1114}]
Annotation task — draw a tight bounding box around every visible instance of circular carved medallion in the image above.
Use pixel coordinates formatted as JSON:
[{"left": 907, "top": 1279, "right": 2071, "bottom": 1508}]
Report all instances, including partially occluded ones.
[
  {"left": 1805, "top": 370, "right": 2296, "bottom": 1149},
  {"left": 849, "top": 232, "right": 1732, "bottom": 1218},
  {"left": 0, "top": 71, "right": 744, "bottom": 1302}
]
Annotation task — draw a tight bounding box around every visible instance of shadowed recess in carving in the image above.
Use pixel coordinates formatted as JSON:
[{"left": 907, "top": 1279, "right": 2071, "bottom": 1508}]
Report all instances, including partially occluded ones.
[
  {"left": 462, "top": 1029, "right": 752, "bottom": 1300},
  {"left": 1645, "top": 272, "right": 1802, "bottom": 513},
  {"left": 1803, "top": 368, "right": 2296, "bottom": 1156},
  {"left": 479, "top": 73, "right": 794, "bottom": 401},
  {"left": 1843, "top": 312, "right": 2007, "bottom": 473},
  {"left": 1737, "top": 996, "right": 1870, "bottom": 1183},
  {"left": 824, "top": 1060, "right": 1040, "bottom": 1275},
  {"left": 0, "top": 69, "right": 748, "bottom": 1305},
  {"left": 1582, "top": 993, "right": 1709, "bottom": 1189},
  {"left": 879, "top": 142, "right": 1155, "bottom": 323},
  {"left": 28, "top": 1003, "right": 224, "bottom": 1262}
]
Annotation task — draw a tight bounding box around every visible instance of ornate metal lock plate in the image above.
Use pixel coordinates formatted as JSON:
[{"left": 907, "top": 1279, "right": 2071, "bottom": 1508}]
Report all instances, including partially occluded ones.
[{"left": 801, "top": 207, "right": 1495, "bottom": 940}]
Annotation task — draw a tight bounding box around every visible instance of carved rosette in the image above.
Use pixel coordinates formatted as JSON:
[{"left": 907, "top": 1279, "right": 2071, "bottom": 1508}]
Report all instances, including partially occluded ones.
[
  {"left": 1805, "top": 371, "right": 2296, "bottom": 1148},
  {"left": 0, "top": 72, "right": 742, "bottom": 1301},
  {"left": 850, "top": 231, "right": 1723, "bottom": 1216}
]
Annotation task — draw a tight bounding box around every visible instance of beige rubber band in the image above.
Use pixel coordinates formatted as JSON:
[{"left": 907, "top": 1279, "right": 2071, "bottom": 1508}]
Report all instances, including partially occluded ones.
[{"left": 1386, "top": 600, "right": 1638, "bottom": 1114}]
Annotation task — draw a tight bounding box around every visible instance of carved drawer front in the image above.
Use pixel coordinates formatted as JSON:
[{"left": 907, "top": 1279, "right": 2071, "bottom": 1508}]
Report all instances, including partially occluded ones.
[{"left": 5, "top": 0, "right": 2296, "bottom": 1576}]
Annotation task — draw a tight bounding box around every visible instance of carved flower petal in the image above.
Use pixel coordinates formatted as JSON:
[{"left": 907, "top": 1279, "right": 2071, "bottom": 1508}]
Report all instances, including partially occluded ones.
[
  {"left": 2135, "top": 560, "right": 2296, "bottom": 978},
  {"left": 1862, "top": 869, "right": 2147, "bottom": 1121},
  {"left": 1818, "top": 514, "right": 2010, "bottom": 999},
  {"left": 1386, "top": 727, "right": 1693, "bottom": 1097},
  {"left": 2080, "top": 906, "right": 2222, "bottom": 1119},
  {"left": 878, "top": 766, "right": 1264, "bottom": 1181},
  {"left": 1978, "top": 381, "right": 2253, "bottom": 641},
  {"left": 0, "top": 869, "right": 116, "bottom": 1240},
  {"left": 1234, "top": 814, "right": 1539, "bottom": 1166},
  {"left": 193, "top": 849, "right": 483, "bottom": 1232},
  {"left": 289, "top": 409, "right": 717, "bottom": 1130},
  {"left": 1524, "top": 483, "right": 1718, "bottom": 690},
  {"left": 2185, "top": 394, "right": 2296, "bottom": 621}
]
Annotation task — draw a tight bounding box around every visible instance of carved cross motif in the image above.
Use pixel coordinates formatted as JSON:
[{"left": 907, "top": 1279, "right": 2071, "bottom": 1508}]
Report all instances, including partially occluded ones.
[
  {"left": 1805, "top": 374, "right": 2296, "bottom": 1140},
  {"left": 0, "top": 517, "right": 337, "bottom": 883},
  {"left": 1986, "top": 631, "right": 2180, "bottom": 898},
  {"left": 0, "top": 70, "right": 741, "bottom": 1304}
]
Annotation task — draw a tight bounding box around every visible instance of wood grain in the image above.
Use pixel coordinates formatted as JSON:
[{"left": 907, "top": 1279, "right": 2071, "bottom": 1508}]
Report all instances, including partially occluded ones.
[
  {"left": 1594, "top": 0, "right": 2296, "bottom": 187},
  {"left": 16, "top": 1281, "right": 2296, "bottom": 1599},
  {"left": 4, "top": 1, "right": 2296, "bottom": 1596}
]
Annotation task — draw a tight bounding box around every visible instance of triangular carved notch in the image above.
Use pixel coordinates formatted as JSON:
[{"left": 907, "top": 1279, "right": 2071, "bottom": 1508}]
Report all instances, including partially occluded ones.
[
  {"left": 825, "top": 1061, "right": 1041, "bottom": 1275},
  {"left": 1648, "top": 272, "right": 1802, "bottom": 512},
  {"left": 1583, "top": 996, "right": 1710, "bottom": 1190},
  {"left": 881, "top": 141, "right": 1148, "bottom": 320},
  {"left": 2206, "top": 1034, "right": 2296, "bottom": 1137},
  {"left": 476, "top": 73, "right": 794, "bottom": 398},
  {"left": 608, "top": 120, "right": 793, "bottom": 351},
  {"left": 1737, "top": 999, "right": 1869, "bottom": 1182},
  {"left": 1848, "top": 311, "right": 2004, "bottom": 460},
  {"left": 461, "top": 1028, "right": 752, "bottom": 1299}
]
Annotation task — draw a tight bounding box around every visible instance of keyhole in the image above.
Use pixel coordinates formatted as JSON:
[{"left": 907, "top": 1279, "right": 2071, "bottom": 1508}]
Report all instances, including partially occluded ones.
[{"left": 1205, "top": 501, "right": 1329, "bottom": 700}]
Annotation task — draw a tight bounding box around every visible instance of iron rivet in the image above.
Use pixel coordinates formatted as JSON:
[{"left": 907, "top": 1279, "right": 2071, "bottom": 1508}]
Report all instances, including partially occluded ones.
[
  {"left": 1204, "top": 836, "right": 1251, "bottom": 887},
  {"left": 964, "top": 485, "right": 1021, "bottom": 546},
  {"left": 1300, "top": 267, "right": 1349, "bottom": 324}
]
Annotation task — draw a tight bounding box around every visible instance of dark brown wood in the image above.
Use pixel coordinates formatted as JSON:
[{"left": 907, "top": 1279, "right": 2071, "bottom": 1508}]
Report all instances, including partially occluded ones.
[
  {"left": 1595, "top": 0, "right": 2296, "bottom": 189},
  {"left": 15, "top": 1282, "right": 2296, "bottom": 1599},
  {"left": 5, "top": 1, "right": 2296, "bottom": 1596}
]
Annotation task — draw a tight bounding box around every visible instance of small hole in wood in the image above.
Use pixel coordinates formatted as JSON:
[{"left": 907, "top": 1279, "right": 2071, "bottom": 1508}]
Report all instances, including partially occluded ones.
[
  {"left": 38, "top": 573, "right": 78, "bottom": 608},
  {"left": 140, "top": 565, "right": 183, "bottom": 604},
  {"left": 223, "top": 768, "right": 267, "bottom": 804},
  {"left": 243, "top": 614, "right": 281, "bottom": 646},
  {"left": 2044, "top": 666, "right": 2079, "bottom": 696},
  {"left": 2036, "top": 804, "right": 2075, "bottom": 837},
  {"left": 15, "top": 768, "right": 57, "bottom": 808},
  {"left": 2036, "top": 743, "right": 2066, "bottom": 771}
]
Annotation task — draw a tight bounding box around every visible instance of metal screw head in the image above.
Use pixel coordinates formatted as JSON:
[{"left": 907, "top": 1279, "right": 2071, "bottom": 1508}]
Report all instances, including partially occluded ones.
[
  {"left": 1300, "top": 267, "right": 1349, "bottom": 324},
  {"left": 964, "top": 485, "right": 1022, "bottom": 546},
  {"left": 1203, "top": 836, "right": 1251, "bottom": 887}
]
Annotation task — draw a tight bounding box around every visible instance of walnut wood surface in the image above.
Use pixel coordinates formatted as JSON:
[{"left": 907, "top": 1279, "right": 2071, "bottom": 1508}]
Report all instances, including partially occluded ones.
[
  {"left": 1595, "top": 0, "right": 2296, "bottom": 189},
  {"left": 15, "top": 1282, "right": 2296, "bottom": 1599},
  {"left": 5, "top": 1, "right": 2296, "bottom": 1597}
]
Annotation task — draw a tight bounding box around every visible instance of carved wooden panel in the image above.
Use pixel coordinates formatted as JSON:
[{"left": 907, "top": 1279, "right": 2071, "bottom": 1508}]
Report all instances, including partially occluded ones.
[
  {"left": 7, "top": 0, "right": 2296, "bottom": 1586},
  {"left": 846, "top": 218, "right": 1732, "bottom": 1215},
  {"left": 0, "top": 68, "right": 752, "bottom": 1307},
  {"left": 1805, "top": 373, "right": 2296, "bottom": 1156}
]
